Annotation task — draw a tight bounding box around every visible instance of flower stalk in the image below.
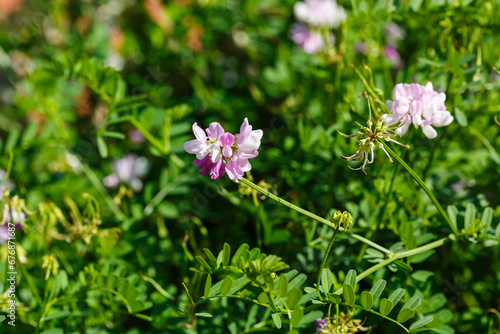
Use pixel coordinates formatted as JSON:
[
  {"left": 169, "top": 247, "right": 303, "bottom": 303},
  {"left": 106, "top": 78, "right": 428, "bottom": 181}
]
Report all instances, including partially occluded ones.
[
  {"left": 238, "top": 177, "right": 391, "bottom": 255},
  {"left": 382, "top": 143, "right": 459, "bottom": 234}
]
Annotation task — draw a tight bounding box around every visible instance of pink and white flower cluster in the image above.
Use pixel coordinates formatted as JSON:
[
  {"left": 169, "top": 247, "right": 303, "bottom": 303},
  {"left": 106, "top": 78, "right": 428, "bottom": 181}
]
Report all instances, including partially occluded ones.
[
  {"left": 183, "top": 118, "right": 263, "bottom": 182},
  {"left": 290, "top": 0, "right": 346, "bottom": 54},
  {"left": 382, "top": 82, "right": 454, "bottom": 139}
]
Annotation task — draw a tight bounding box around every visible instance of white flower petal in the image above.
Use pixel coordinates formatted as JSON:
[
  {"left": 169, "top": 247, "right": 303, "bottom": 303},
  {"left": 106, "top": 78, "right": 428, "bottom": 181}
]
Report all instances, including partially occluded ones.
[
  {"left": 183, "top": 139, "right": 206, "bottom": 154},
  {"left": 238, "top": 129, "right": 263, "bottom": 153},
  {"left": 192, "top": 123, "right": 207, "bottom": 142},
  {"left": 422, "top": 125, "right": 437, "bottom": 139}
]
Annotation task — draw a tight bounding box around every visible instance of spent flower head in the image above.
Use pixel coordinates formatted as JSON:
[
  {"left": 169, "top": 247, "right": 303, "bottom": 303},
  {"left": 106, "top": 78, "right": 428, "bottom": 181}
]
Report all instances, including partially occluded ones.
[
  {"left": 314, "top": 313, "right": 370, "bottom": 333},
  {"left": 340, "top": 118, "right": 409, "bottom": 173}
]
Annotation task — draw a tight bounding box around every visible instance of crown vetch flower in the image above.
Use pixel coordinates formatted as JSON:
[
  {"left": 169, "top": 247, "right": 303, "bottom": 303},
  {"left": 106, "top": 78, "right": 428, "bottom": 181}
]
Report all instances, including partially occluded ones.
[
  {"left": 382, "top": 82, "right": 453, "bottom": 139},
  {"left": 184, "top": 118, "right": 262, "bottom": 182}
]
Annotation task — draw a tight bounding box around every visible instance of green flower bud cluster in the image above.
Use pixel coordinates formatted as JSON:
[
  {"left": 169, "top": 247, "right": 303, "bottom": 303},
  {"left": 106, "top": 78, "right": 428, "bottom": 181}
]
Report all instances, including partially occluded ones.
[{"left": 332, "top": 210, "right": 353, "bottom": 231}]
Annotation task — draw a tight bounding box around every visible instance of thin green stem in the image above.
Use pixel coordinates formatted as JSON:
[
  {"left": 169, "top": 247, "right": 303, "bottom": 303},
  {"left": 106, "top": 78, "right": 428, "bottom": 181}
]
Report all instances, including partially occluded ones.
[
  {"left": 143, "top": 173, "right": 190, "bottom": 216},
  {"left": 335, "top": 237, "right": 449, "bottom": 295},
  {"left": 130, "top": 118, "right": 169, "bottom": 155},
  {"left": 317, "top": 227, "right": 340, "bottom": 300},
  {"left": 382, "top": 143, "right": 459, "bottom": 234},
  {"left": 239, "top": 177, "right": 391, "bottom": 255}
]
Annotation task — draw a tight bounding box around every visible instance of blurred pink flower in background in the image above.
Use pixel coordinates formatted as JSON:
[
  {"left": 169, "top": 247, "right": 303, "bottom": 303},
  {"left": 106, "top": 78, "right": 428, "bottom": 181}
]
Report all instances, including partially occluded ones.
[
  {"left": 294, "top": 0, "right": 346, "bottom": 28},
  {"left": 128, "top": 129, "right": 145, "bottom": 143},
  {"left": 290, "top": 0, "right": 345, "bottom": 54},
  {"left": 355, "top": 41, "right": 368, "bottom": 54},
  {"left": 290, "top": 24, "right": 326, "bottom": 54},
  {"left": 385, "top": 22, "right": 405, "bottom": 45},
  {"left": 103, "top": 154, "right": 149, "bottom": 191},
  {"left": 384, "top": 45, "right": 403, "bottom": 69},
  {"left": 383, "top": 82, "right": 454, "bottom": 138}
]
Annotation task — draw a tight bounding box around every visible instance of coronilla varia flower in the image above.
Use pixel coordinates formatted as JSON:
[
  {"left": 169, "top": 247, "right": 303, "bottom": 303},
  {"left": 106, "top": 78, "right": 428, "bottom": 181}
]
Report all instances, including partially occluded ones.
[
  {"left": 340, "top": 119, "right": 409, "bottom": 173},
  {"left": 383, "top": 82, "right": 453, "bottom": 138},
  {"left": 184, "top": 118, "right": 263, "bottom": 182}
]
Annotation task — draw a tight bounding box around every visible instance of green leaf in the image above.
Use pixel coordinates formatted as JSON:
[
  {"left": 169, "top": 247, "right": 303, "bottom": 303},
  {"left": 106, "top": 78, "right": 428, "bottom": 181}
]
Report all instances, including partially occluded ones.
[
  {"left": 195, "top": 312, "right": 213, "bottom": 318},
  {"left": 96, "top": 135, "right": 108, "bottom": 158},
  {"left": 397, "top": 308, "right": 415, "bottom": 323},
  {"left": 277, "top": 274, "right": 288, "bottom": 297},
  {"left": 343, "top": 283, "right": 355, "bottom": 306},
  {"left": 394, "top": 260, "right": 413, "bottom": 272},
  {"left": 388, "top": 288, "right": 405, "bottom": 307},
  {"left": 409, "top": 316, "right": 433, "bottom": 331},
  {"left": 454, "top": 107, "right": 468, "bottom": 127},
  {"left": 263, "top": 273, "right": 274, "bottom": 291},
  {"left": 447, "top": 206, "right": 458, "bottom": 232},
  {"left": 464, "top": 202, "right": 476, "bottom": 232},
  {"left": 271, "top": 313, "right": 282, "bottom": 329},
  {"left": 287, "top": 287, "right": 302, "bottom": 309},
  {"left": 222, "top": 243, "right": 231, "bottom": 266},
  {"left": 379, "top": 298, "right": 394, "bottom": 316},
  {"left": 321, "top": 268, "right": 334, "bottom": 294},
  {"left": 220, "top": 276, "right": 233, "bottom": 296},
  {"left": 39, "top": 330, "right": 64, "bottom": 334},
  {"left": 291, "top": 306, "right": 304, "bottom": 326},
  {"left": 203, "top": 248, "right": 217, "bottom": 265},
  {"left": 258, "top": 292, "right": 269, "bottom": 304},
  {"left": 299, "top": 310, "right": 324, "bottom": 325},
  {"left": 0, "top": 315, "right": 5, "bottom": 322},
  {"left": 402, "top": 296, "right": 421, "bottom": 310},
  {"left": 327, "top": 293, "right": 342, "bottom": 304},
  {"left": 204, "top": 275, "right": 212, "bottom": 299},
  {"left": 196, "top": 256, "right": 211, "bottom": 272},
  {"left": 411, "top": 270, "right": 435, "bottom": 283},
  {"left": 5, "top": 127, "right": 20, "bottom": 152},
  {"left": 344, "top": 269, "right": 357, "bottom": 289},
  {"left": 481, "top": 207, "right": 493, "bottom": 227},
  {"left": 370, "top": 279, "right": 387, "bottom": 303},
  {"left": 232, "top": 243, "right": 249, "bottom": 264},
  {"left": 102, "top": 131, "right": 126, "bottom": 139},
  {"left": 360, "top": 291, "right": 374, "bottom": 310}
]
